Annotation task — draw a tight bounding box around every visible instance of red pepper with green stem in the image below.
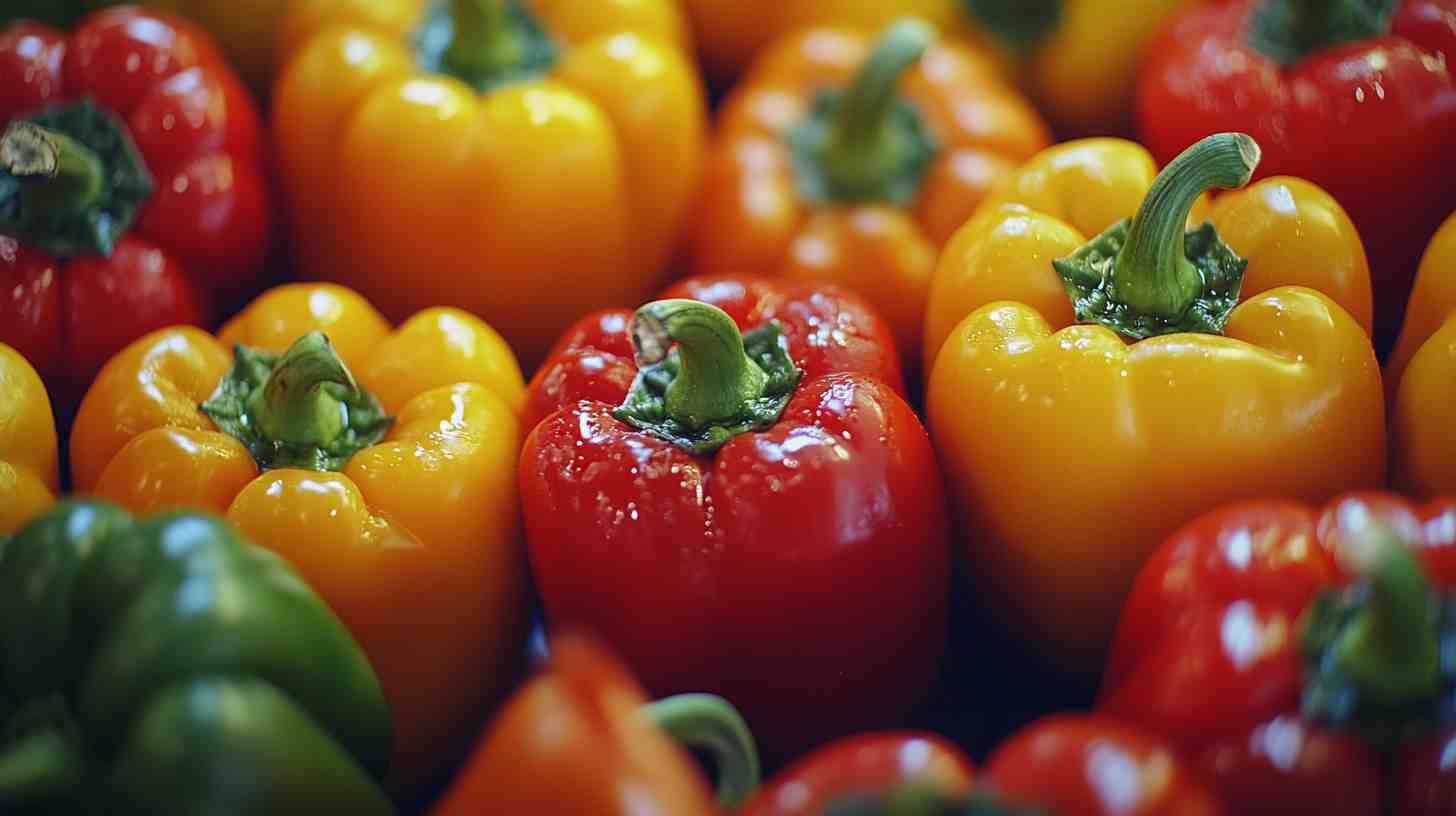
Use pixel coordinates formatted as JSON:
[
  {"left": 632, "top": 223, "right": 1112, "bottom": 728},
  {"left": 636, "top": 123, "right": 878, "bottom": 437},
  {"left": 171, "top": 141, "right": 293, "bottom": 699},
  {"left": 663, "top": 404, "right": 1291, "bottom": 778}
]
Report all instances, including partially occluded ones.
[
  {"left": 0, "top": 7, "right": 271, "bottom": 416},
  {"left": 1100, "top": 493, "right": 1456, "bottom": 814},
  {"left": 1135, "top": 0, "right": 1456, "bottom": 352},
  {"left": 520, "top": 275, "right": 948, "bottom": 765}
]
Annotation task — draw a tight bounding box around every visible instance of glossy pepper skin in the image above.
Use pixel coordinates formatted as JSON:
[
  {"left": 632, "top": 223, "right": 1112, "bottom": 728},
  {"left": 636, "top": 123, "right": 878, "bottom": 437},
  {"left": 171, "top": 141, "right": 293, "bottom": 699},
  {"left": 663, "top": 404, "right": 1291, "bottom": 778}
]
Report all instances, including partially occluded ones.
[
  {"left": 0, "top": 501, "right": 394, "bottom": 814},
  {"left": 740, "top": 718, "right": 1222, "bottom": 815},
  {"left": 0, "top": 343, "right": 57, "bottom": 535},
  {"left": 274, "top": 0, "right": 704, "bottom": 371},
  {"left": 1388, "top": 211, "right": 1456, "bottom": 498},
  {"left": 926, "top": 136, "right": 1385, "bottom": 673},
  {"left": 521, "top": 274, "right": 949, "bottom": 764},
  {"left": 67, "top": 282, "right": 529, "bottom": 795},
  {"left": 690, "top": 21, "right": 1050, "bottom": 369},
  {"left": 0, "top": 8, "right": 272, "bottom": 416},
  {"left": 1100, "top": 493, "right": 1456, "bottom": 814},
  {"left": 1137, "top": 0, "right": 1456, "bottom": 351},
  {"left": 682, "top": 0, "right": 1192, "bottom": 134}
]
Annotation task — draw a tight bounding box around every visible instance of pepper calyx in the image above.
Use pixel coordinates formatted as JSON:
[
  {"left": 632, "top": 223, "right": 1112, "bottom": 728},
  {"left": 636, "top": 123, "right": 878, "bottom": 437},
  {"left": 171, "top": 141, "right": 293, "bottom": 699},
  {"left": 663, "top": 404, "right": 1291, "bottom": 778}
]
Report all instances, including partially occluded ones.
[
  {"left": 960, "top": 0, "right": 1064, "bottom": 50},
  {"left": 416, "top": 0, "right": 558, "bottom": 93},
  {"left": 1248, "top": 0, "right": 1398, "bottom": 66}
]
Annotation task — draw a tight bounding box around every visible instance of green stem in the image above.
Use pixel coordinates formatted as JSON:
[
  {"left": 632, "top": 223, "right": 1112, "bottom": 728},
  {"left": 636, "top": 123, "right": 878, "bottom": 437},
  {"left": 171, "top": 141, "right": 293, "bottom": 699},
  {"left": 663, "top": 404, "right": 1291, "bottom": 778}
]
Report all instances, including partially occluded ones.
[
  {"left": 819, "top": 19, "right": 936, "bottom": 197},
  {"left": 0, "top": 121, "right": 106, "bottom": 219},
  {"left": 1333, "top": 515, "right": 1441, "bottom": 705},
  {"left": 629, "top": 300, "right": 769, "bottom": 432},
  {"left": 645, "top": 694, "right": 761, "bottom": 809},
  {"left": 1248, "top": 0, "right": 1397, "bottom": 65},
  {"left": 248, "top": 332, "right": 358, "bottom": 449},
  {"left": 1109, "top": 133, "right": 1261, "bottom": 322},
  {"left": 0, "top": 725, "right": 85, "bottom": 803},
  {"left": 960, "top": 0, "right": 1063, "bottom": 49},
  {"left": 445, "top": 0, "right": 526, "bottom": 80}
]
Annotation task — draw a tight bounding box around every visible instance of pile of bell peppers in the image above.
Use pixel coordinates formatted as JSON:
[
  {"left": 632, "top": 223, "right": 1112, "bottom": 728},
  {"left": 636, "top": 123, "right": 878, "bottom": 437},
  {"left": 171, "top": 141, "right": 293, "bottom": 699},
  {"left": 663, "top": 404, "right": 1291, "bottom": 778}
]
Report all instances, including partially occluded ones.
[{"left": 1, "top": 2, "right": 1455, "bottom": 814}]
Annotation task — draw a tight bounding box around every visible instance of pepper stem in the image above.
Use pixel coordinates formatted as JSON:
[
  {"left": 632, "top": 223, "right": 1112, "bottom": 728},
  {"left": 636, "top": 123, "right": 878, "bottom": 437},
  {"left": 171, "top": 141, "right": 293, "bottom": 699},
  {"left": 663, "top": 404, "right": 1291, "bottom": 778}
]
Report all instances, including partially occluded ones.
[
  {"left": 248, "top": 332, "right": 358, "bottom": 449},
  {"left": 960, "top": 0, "right": 1064, "bottom": 49},
  {"left": 645, "top": 694, "right": 761, "bottom": 809},
  {"left": 0, "top": 121, "right": 106, "bottom": 220},
  {"left": 0, "top": 725, "right": 85, "bottom": 803},
  {"left": 629, "top": 300, "right": 769, "bottom": 432},
  {"left": 1248, "top": 0, "right": 1397, "bottom": 65},
  {"left": 819, "top": 19, "right": 936, "bottom": 198},
  {"left": 1332, "top": 513, "right": 1440, "bottom": 705},
  {"left": 445, "top": 0, "right": 526, "bottom": 80},
  {"left": 1109, "top": 133, "right": 1261, "bottom": 322}
]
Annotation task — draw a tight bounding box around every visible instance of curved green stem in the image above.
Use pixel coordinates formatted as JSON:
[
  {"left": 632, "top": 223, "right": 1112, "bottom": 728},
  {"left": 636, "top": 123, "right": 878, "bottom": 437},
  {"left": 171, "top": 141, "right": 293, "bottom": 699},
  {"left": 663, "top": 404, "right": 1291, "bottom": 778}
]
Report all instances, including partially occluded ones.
[
  {"left": 820, "top": 18, "right": 936, "bottom": 197},
  {"left": 1110, "top": 133, "right": 1261, "bottom": 321},
  {"left": 248, "top": 332, "right": 357, "bottom": 449},
  {"left": 1248, "top": 0, "right": 1397, "bottom": 65},
  {"left": 0, "top": 121, "right": 105, "bottom": 220},
  {"left": 446, "top": 0, "right": 527, "bottom": 80},
  {"left": 645, "top": 694, "right": 761, "bottom": 809},
  {"left": 629, "top": 300, "right": 769, "bottom": 432},
  {"left": 0, "top": 725, "right": 85, "bottom": 803}
]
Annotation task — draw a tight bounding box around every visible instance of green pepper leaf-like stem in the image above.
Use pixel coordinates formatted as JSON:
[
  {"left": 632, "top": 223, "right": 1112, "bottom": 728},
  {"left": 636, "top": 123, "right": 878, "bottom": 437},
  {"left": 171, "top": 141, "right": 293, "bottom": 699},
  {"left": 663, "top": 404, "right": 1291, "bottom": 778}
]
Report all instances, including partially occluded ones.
[
  {"left": 645, "top": 694, "right": 761, "bottom": 809},
  {"left": 1248, "top": 0, "right": 1398, "bottom": 65}
]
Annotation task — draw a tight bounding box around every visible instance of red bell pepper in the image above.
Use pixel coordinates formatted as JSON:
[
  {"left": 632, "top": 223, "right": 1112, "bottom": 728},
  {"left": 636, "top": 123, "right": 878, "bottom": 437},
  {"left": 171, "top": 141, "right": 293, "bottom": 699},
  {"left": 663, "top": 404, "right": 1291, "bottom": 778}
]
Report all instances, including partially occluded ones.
[
  {"left": 520, "top": 275, "right": 948, "bottom": 764},
  {"left": 1135, "top": 0, "right": 1456, "bottom": 351},
  {"left": 0, "top": 7, "right": 270, "bottom": 415},
  {"left": 1100, "top": 493, "right": 1456, "bottom": 814},
  {"left": 739, "top": 717, "right": 1222, "bottom": 815}
]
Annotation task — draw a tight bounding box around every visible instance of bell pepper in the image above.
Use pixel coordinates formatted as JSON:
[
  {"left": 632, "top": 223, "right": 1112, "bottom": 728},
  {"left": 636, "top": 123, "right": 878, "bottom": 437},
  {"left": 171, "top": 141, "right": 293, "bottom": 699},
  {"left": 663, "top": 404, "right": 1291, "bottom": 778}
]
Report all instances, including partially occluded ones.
[
  {"left": 1136, "top": 0, "right": 1456, "bottom": 352},
  {"left": 1100, "top": 492, "right": 1456, "bottom": 814},
  {"left": 1387, "top": 211, "right": 1456, "bottom": 499},
  {"left": 66, "top": 282, "right": 529, "bottom": 795},
  {"left": 0, "top": 342, "right": 57, "bottom": 535},
  {"left": 0, "top": 500, "right": 393, "bottom": 814},
  {"left": 925, "top": 133, "right": 1386, "bottom": 673},
  {"left": 433, "top": 631, "right": 761, "bottom": 815},
  {"left": 740, "top": 717, "right": 1222, "bottom": 815},
  {"left": 0, "top": 7, "right": 271, "bottom": 418},
  {"left": 520, "top": 274, "right": 949, "bottom": 763},
  {"left": 689, "top": 19, "right": 1050, "bottom": 371},
  {"left": 681, "top": 0, "right": 1193, "bottom": 134},
  {"left": 273, "top": 0, "right": 703, "bottom": 371}
]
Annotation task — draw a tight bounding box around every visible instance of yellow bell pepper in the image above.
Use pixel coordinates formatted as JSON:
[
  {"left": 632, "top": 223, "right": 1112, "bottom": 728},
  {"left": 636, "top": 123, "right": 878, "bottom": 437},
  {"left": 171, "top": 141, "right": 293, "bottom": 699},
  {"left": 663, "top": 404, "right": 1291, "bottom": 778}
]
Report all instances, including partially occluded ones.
[
  {"left": 274, "top": 0, "right": 704, "bottom": 371},
  {"left": 1387, "top": 211, "right": 1456, "bottom": 498},
  {"left": 0, "top": 343, "right": 58, "bottom": 535},
  {"left": 926, "top": 134, "right": 1385, "bottom": 672},
  {"left": 68, "top": 283, "right": 528, "bottom": 795},
  {"left": 681, "top": 0, "right": 1192, "bottom": 134}
]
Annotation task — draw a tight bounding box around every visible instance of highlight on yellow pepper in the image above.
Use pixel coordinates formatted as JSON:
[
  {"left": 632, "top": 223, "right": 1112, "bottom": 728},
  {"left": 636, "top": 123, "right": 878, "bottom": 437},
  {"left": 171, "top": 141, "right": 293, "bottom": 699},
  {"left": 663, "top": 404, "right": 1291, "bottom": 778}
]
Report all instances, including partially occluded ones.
[
  {"left": 0, "top": 343, "right": 58, "bottom": 535},
  {"left": 926, "top": 134, "right": 1386, "bottom": 673},
  {"left": 690, "top": 19, "right": 1050, "bottom": 370},
  {"left": 68, "top": 283, "right": 529, "bottom": 796},
  {"left": 273, "top": 0, "right": 705, "bottom": 372},
  {"left": 1387, "top": 211, "right": 1456, "bottom": 498},
  {"left": 680, "top": 0, "right": 1193, "bottom": 134}
]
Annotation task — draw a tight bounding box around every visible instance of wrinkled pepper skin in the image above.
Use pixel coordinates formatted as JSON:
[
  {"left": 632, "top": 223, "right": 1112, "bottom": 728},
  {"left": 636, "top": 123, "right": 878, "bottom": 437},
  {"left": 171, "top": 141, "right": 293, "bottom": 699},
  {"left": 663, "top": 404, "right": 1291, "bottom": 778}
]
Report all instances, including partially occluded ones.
[
  {"left": 681, "top": 0, "right": 1193, "bottom": 134},
  {"left": 0, "top": 343, "right": 57, "bottom": 535},
  {"left": 691, "top": 24, "right": 1050, "bottom": 368},
  {"left": 1388, "top": 212, "right": 1456, "bottom": 498},
  {"left": 521, "top": 275, "right": 949, "bottom": 763},
  {"left": 0, "top": 501, "right": 394, "bottom": 814},
  {"left": 432, "top": 633, "right": 719, "bottom": 816},
  {"left": 273, "top": 0, "right": 704, "bottom": 371},
  {"left": 1137, "top": 0, "right": 1456, "bottom": 351},
  {"left": 0, "top": 8, "right": 272, "bottom": 415},
  {"left": 67, "top": 283, "right": 529, "bottom": 795},
  {"left": 925, "top": 138, "right": 1385, "bottom": 673},
  {"left": 1100, "top": 493, "right": 1456, "bottom": 814}
]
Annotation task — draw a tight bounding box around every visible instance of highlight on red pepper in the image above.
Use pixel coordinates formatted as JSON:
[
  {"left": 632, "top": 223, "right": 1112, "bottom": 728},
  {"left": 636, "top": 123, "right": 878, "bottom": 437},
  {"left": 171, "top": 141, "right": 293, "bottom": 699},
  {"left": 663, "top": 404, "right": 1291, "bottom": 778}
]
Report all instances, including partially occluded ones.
[
  {"left": 1136, "top": 0, "right": 1456, "bottom": 352},
  {"left": 1100, "top": 492, "right": 1456, "bottom": 814},
  {"left": 431, "top": 631, "right": 760, "bottom": 815},
  {"left": 0, "top": 7, "right": 271, "bottom": 418},
  {"left": 520, "top": 275, "right": 949, "bottom": 764}
]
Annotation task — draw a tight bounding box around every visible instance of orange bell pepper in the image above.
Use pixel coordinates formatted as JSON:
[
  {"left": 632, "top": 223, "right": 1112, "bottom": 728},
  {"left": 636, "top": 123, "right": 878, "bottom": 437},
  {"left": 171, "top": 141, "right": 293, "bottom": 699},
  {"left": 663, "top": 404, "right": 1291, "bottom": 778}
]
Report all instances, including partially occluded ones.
[
  {"left": 926, "top": 134, "right": 1386, "bottom": 673},
  {"left": 273, "top": 0, "right": 705, "bottom": 371},
  {"left": 690, "top": 20, "right": 1050, "bottom": 370},
  {"left": 1387, "top": 211, "right": 1456, "bottom": 498},
  {"left": 433, "top": 632, "right": 761, "bottom": 815},
  {"left": 0, "top": 342, "right": 58, "bottom": 535},
  {"left": 68, "top": 282, "right": 528, "bottom": 795}
]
